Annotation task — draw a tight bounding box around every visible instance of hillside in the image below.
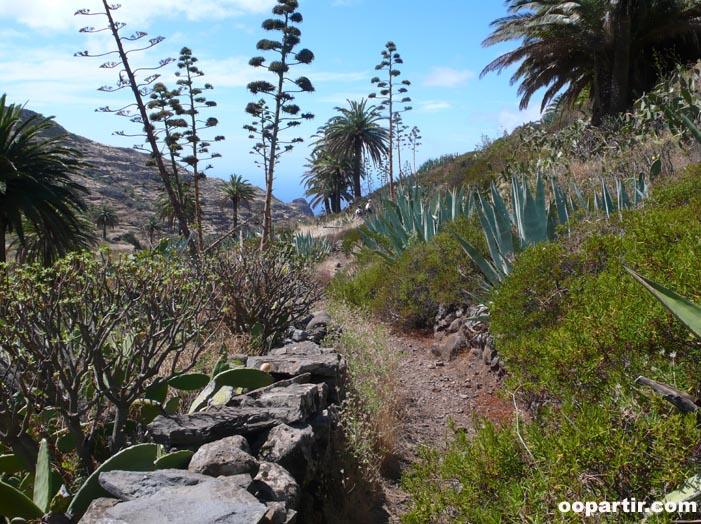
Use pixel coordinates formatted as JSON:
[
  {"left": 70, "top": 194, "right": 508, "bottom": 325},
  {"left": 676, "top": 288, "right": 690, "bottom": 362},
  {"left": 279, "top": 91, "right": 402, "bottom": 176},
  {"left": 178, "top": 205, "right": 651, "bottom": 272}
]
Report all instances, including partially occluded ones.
[{"left": 23, "top": 109, "right": 313, "bottom": 247}]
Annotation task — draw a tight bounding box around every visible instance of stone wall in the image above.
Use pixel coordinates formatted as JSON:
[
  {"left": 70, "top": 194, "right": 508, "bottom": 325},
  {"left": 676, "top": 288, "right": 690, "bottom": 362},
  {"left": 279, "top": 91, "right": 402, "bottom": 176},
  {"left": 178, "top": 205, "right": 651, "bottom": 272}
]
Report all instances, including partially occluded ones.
[
  {"left": 80, "top": 337, "right": 346, "bottom": 524},
  {"left": 432, "top": 303, "right": 506, "bottom": 374}
]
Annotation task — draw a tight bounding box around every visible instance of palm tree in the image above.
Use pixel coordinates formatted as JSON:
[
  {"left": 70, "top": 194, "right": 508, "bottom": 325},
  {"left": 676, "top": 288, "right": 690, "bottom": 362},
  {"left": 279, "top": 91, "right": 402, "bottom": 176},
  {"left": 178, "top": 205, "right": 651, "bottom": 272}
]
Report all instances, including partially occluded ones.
[
  {"left": 482, "top": 0, "right": 701, "bottom": 124},
  {"left": 157, "top": 182, "right": 196, "bottom": 232},
  {"left": 303, "top": 150, "right": 353, "bottom": 214},
  {"left": 321, "top": 99, "right": 388, "bottom": 200},
  {"left": 144, "top": 215, "right": 162, "bottom": 246},
  {"left": 0, "top": 94, "right": 90, "bottom": 264},
  {"left": 221, "top": 174, "right": 256, "bottom": 229},
  {"left": 94, "top": 204, "right": 119, "bottom": 240}
]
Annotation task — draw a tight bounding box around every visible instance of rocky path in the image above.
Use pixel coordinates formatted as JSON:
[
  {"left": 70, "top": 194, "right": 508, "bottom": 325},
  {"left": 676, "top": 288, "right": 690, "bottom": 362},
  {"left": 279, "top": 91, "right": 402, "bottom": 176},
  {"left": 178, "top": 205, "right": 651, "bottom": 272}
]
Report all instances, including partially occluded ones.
[{"left": 379, "top": 331, "right": 517, "bottom": 522}]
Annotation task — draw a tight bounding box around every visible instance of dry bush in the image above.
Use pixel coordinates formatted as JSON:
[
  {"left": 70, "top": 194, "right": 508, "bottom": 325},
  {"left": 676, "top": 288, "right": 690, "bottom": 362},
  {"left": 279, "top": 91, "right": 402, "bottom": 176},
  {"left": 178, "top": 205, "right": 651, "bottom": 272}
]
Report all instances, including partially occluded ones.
[
  {"left": 207, "top": 246, "right": 324, "bottom": 353},
  {"left": 326, "top": 301, "right": 403, "bottom": 483}
]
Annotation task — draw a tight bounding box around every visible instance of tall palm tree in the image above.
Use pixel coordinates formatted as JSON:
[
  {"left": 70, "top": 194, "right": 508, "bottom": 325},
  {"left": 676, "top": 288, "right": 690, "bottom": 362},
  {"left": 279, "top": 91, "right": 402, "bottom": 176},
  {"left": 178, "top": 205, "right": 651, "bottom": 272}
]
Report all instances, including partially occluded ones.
[
  {"left": 0, "top": 95, "right": 90, "bottom": 264},
  {"left": 303, "top": 149, "right": 353, "bottom": 214},
  {"left": 94, "top": 204, "right": 119, "bottom": 240},
  {"left": 482, "top": 0, "right": 701, "bottom": 124},
  {"left": 321, "top": 99, "right": 388, "bottom": 199},
  {"left": 221, "top": 174, "right": 256, "bottom": 229}
]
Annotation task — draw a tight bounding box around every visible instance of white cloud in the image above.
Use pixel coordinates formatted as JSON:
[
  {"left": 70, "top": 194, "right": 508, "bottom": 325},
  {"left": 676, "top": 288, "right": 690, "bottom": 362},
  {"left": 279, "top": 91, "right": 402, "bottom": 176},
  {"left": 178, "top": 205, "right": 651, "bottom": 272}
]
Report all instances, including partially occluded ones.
[
  {"left": 497, "top": 105, "right": 542, "bottom": 132},
  {"left": 420, "top": 101, "right": 451, "bottom": 112},
  {"left": 424, "top": 67, "right": 475, "bottom": 88},
  {"left": 0, "top": 0, "right": 275, "bottom": 31},
  {"left": 197, "top": 56, "right": 260, "bottom": 88}
]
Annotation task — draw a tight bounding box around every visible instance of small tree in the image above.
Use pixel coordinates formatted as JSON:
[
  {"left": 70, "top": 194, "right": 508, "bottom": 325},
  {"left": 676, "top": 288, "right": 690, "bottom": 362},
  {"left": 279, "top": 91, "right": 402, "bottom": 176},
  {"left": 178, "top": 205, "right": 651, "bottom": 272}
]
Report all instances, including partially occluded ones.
[
  {"left": 221, "top": 174, "right": 256, "bottom": 229},
  {"left": 75, "top": 2, "right": 193, "bottom": 252},
  {"left": 369, "top": 41, "right": 412, "bottom": 200},
  {"left": 147, "top": 82, "right": 188, "bottom": 227},
  {"left": 94, "top": 204, "right": 119, "bottom": 240},
  {"left": 0, "top": 94, "right": 90, "bottom": 265},
  {"left": 174, "top": 47, "right": 224, "bottom": 252},
  {"left": 247, "top": 0, "right": 314, "bottom": 249}
]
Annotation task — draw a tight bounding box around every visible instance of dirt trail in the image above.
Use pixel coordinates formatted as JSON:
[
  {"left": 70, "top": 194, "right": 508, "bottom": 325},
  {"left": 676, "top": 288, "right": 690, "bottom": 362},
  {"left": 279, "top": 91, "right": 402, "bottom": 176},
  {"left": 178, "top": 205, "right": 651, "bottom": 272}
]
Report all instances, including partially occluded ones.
[
  {"left": 313, "top": 235, "right": 518, "bottom": 522},
  {"left": 378, "top": 331, "right": 516, "bottom": 521}
]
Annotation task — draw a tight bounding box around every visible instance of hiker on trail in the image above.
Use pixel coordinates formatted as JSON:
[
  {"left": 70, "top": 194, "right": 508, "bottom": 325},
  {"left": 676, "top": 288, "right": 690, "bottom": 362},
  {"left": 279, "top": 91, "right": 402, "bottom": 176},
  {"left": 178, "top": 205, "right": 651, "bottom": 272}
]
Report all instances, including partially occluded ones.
[
  {"left": 354, "top": 207, "right": 363, "bottom": 219},
  {"left": 364, "top": 199, "right": 373, "bottom": 215}
]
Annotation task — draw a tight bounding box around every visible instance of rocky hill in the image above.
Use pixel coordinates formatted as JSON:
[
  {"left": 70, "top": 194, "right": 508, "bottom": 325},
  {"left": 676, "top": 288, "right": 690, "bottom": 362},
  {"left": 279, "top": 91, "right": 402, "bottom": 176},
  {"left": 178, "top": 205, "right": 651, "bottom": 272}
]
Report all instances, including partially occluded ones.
[{"left": 25, "top": 110, "right": 314, "bottom": 248}]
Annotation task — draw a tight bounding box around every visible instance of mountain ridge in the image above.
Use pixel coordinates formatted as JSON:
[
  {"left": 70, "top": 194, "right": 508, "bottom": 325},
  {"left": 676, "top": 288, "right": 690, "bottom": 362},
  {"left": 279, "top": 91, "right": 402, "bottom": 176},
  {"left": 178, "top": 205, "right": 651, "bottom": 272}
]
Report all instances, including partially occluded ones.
[{"left": 21, "top": 108, "right": 313, "bottom": 248}]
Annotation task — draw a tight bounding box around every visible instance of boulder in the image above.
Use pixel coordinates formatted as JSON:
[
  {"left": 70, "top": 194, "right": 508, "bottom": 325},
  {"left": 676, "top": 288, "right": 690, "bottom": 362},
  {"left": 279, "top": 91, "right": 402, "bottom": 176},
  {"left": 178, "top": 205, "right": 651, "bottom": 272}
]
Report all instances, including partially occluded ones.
[
  {"left": 268, "top": 341, "right": 336, "bottom": 357},
  {"left": 253, "top": 461, "right": 300, "bottom": 508},
  {"left": 188, "top": 436, "right": 259, "bottom": 477},
  {"left": 246, "top": 353, "right": 343, "bottom": 380},
  {"left": 438, "top": 332, "right": 468, "bottom": 360},
  {"left": 304, "top": 312, "right": 332, "bottom": 343},
  {"left": 79, "top": 476, "right": 267, "bottom": 524},
  {"left": 98, "top": 469, "right": 214, "bottom": 501},
  {"left": 258, "top": 424, "right": 314, "bottom": 483}
]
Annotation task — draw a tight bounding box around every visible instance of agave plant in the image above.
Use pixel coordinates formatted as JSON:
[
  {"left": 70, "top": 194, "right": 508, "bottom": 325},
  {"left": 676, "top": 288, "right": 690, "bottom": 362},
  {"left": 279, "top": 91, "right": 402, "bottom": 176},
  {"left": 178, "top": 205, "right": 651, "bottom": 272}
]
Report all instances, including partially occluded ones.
[
  {"left": 360, "top": 184, "right": 474, "bottom": 262},
  {"left": 293, "top": 231, "right": 333, "bottom": 262},
  {"left": 452, "top": 173, "right": 566, "bottom": 290},
  {"left": 455, "top": 173, "right": 649, "bottom": 294},
  {"left": 625, "top": 266, "right": 701, "bottom": 506}
]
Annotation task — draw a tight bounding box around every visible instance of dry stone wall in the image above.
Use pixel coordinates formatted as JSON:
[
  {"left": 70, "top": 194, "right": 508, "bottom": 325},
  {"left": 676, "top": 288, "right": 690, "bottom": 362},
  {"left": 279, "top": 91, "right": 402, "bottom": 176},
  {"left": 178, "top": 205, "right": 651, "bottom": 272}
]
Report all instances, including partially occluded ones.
[{"left": 79, "top": 330, "right": 345, "bottom": 524}]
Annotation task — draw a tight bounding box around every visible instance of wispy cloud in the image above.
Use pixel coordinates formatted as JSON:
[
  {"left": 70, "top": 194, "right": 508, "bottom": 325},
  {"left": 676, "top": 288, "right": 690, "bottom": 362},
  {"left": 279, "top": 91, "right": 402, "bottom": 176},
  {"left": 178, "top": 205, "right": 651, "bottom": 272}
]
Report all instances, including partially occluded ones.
[
  {"left": 420, "top": 101, "right": 451, "bottom": 112},
  {"left": 497, "top": 105, "right": 542, "bottom": 132},
  {"left": 424, "top": 67, "right": 475, "bottom": 88},
  {"left": 0, "top": 0, "right": 276, "bottom": 31}
]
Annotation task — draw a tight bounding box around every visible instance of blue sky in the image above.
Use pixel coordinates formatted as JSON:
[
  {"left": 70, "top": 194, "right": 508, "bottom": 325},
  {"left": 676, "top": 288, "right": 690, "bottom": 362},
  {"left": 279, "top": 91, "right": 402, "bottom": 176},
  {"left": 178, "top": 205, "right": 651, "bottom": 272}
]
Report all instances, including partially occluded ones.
[{"left": 0, "top": 0, "right": 541, "bottom": 202}]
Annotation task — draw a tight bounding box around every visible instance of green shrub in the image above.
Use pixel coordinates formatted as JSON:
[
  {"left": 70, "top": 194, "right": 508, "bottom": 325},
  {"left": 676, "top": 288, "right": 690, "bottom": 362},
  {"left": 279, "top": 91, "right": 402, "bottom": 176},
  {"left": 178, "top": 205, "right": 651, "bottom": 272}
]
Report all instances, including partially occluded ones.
[
  {"left": 403, "top": 397, "right": 701, "bottom": 523},
  {"left": 490, "top": 169, "right": 701, "bottom": 400},
  {"left": 331, "top": 216, "right": 485, "bottom": 327}
]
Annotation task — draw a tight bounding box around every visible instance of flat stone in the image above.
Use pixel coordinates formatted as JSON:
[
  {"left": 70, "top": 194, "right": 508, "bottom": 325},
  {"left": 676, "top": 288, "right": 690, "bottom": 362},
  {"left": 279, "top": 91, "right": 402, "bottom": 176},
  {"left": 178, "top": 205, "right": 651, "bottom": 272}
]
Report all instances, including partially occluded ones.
[
  {"left": 189, "top": 436, "right": 259, "bottom": 477},
  {"left": 229, "top": 383, "right": 320, "bottom": 416},
  {"left": 269, "top": 341, "right": 335, "bottom": 356},
  {"left": 78, "top": 476, "right": 267, "bottom": 524},
  {"left": 79, "top": 498, "right": 120, "bottom": 524},
  {"left": 149, "top": 406, "right": 304, "bottom": 448},
  {"left": 98, "top": 469, "right": 214, "bottom": 501},
  {"left": 148, "top": 384, "right": 320, "bottom": 447},
  {"left": 246, "top": 354, "right": 343, "bottom": 379}
]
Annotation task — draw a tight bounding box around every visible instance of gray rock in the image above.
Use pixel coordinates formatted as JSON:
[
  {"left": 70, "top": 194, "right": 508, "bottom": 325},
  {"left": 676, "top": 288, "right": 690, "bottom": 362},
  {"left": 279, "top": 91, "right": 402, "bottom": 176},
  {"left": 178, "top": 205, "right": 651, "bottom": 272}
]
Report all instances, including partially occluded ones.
[
  {"left": 447, "top": 317, "right": 462, "bottom": 334},
  {"left": 98, "top": 469, "right": 214, "bottom": 501},
  {"left": 290, "top": 329, "right": 306, "bottom": 342},
  {"left": 228, "top": 383, "right": 321, "bottom": 420},
  {"left": 439, "top": 332, "right": 468, "bottom": 361},
  {"left": 149, "top": 384, "right": 321, "bottom": 447},
  {"left": 260, "top": 502, "right": 291, "bottom": 524},
  {"left": 246, "top": 353, "right": 343, "bottom": 379},
  {"left": 253, "top": 462, "right": 300, "bottom": 508},
  {"left": 258, "top": 424, "right": 314, "bottom": 483},
  {"left": 304, "top": 312, "right": 331, "bottom": 343},
  {"left": 188, "top": 436, "right": 259, "bottom": 477},
  {"left": 268, "top": 341, "right": 335, "bottom": 356},
  {"left": 78, "top": 475, "right": 267, "bottom": 524},
  {"left": 79, "top": 498, "right": 120, "bottom": 524},
  {"left": 149, "top": 406, "right": 302, "bottom": 447},
  {"left": 306, "top": 311, "right": 331, "bottom": 330}
]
